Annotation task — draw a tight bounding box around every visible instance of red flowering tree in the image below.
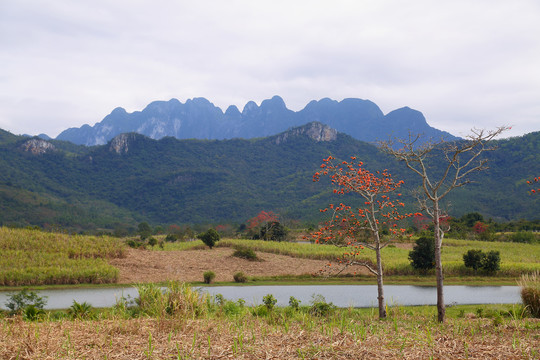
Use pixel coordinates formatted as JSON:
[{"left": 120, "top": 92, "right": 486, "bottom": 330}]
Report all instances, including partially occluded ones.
[
  {"left": 527, "top": 177, "right": 539, "bottom": 194},
  {"left": 310, "top": 156, "right": 413, "bottom": 319},
  {"left": 247, "top": 210, "right": 280, "bottom": 240}
]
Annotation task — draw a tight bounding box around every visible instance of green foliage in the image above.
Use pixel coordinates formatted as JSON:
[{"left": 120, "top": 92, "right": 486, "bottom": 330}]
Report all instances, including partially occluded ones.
[
  {"left": 288, "top": 296, "right": 300, "bottom": 310},
  {"left": 510, "top": 231, "right": 537, "bottom": 244},
  {"left": 6, "top": 289, "right": 47, "bottom": 316},
  {"left": 0, "top": 129, "right": 537, "bottom": 232},
  {"left": 309, "top": 294, "right": 335, "bottom": 317},
  {"left": 203, "top": 270, "right": 216, "bottom": 284},
  {"left": 67, "top": 300, "right": 94, "bottom": 319},
  {"left": 165, "top": 233, "right": 178, "bottom": 242},
  {"left": 262, "top": 294, "right": 277, "bottom": 310},
  {"left": 482, "top": 251, "right": 501, "bottom": 272},
  {"left": 463, "top": 249, "right": 485, "bottom": 271},
  {"left": 232, "top": 246, "right": 259, "bottom": 261},
  {"left": 408, "top": 235, "right": 435, "bottom": 270},
  {"left": 233, "top": 271, "right": 247, "bottom": 283},
  {"left": 138, "top": 222, "right": 152, "bottom": 240},
  {"left": 259, "top": 221, "right": 288, "bottom": 242},
  {"left": 147, "top": 237, "right": 157, "bottom": 248},
  {"left": 197, "top": 229, "right": 220, "bottom": 249},
  {"left": 463, "top": 249, "right": 501, "bottom": 272}
]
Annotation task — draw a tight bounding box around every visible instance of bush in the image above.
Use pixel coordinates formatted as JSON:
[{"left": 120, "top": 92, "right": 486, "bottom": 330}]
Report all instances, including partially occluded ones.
[
  {"left": 408, "top": 235, "right": 435, "bottom": 270},
  {"left": 463, "top": 249, "right": 485, "bottom": 271},
  {"left": 203, "top": 270, "right": 216, "bottom": 284},
  {"left": 197, "top": 228, "right": 220, "bottom": 249},
  {"left": 289, "top": 296, "right": 300, "bottom": 310},
  {"left": 482, "top": 251, "right": 501, "bottom": 272},
  {"left": 518, "top": 271, "right": 540, "bottom": 318},
  {"left": 165, "top": 233, "right": 178, "bottom": 242},
  {"left": 463, "top": 249, "right": 501, "bottom": 273},
  {"left": 262, "top": 294, "right": 277, "bottom": 310},
  {"left": 511, "top": 231, "right": 537, "bottom": 244},
  {"left": 259, "top": 221, "right": 288, "bottom": 242},
  {"left": 6, "top": 289, "right": 47, "bottom": 316},
  {"left": 232, "top": 246, "right": 259, "bottom": 261},
  {"left": 233, "top": 271, "right": 247, "bottom": 283},
  {"left": 67, "top": 300, "right": 94, "bottom": 319},
  {"left": 309, "top": 294, "right": 335, "bottom": 317}
]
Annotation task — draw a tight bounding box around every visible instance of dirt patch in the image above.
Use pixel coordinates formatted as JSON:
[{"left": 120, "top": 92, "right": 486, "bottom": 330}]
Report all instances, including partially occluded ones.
[{"left": 110, "top": 248, "right": 370, "bottom": 283}]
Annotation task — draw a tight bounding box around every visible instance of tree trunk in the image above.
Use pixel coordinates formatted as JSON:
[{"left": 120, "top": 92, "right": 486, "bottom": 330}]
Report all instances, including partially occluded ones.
[
  {"left": 433, "top": 199, "right": 445, "bottom": 323},
  {"left": 375, "top": 243, "right": 386, "bottom": 319}
]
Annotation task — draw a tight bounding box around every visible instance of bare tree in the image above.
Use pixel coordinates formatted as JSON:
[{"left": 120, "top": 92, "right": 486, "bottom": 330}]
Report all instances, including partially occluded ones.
[{"left": 378, "top": 127, "right": 508, "bottom": 322}]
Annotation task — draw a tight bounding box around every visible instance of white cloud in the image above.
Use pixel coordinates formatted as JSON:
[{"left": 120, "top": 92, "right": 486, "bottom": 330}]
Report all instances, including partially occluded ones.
[{"left": 0, "top": 0, "right": 539, "bottom": 138}]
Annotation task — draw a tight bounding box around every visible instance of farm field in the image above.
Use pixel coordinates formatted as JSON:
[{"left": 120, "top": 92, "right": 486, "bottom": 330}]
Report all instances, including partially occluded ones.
[{"left": 1, "top": 227, "right": 540, "bottom": 287}]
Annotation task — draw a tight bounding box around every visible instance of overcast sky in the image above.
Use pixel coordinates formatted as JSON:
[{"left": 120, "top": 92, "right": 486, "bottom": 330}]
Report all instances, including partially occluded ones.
[{"left": 1, "top": 0, "right": 539, "bottom": 139}]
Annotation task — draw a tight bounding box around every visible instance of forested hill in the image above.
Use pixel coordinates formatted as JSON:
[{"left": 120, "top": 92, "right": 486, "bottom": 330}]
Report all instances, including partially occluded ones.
[{"left": 0, "top": 123, "right": 538, "bottom": 231}]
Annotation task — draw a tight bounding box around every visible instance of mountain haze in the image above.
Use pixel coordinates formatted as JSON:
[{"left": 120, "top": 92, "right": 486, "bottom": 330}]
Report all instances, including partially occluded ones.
[{"left": 56, "top": 96, "right": 457, "bottom": 146}]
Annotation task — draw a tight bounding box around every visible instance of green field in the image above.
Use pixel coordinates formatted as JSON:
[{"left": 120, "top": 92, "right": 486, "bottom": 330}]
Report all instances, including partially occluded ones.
[{"left": 0, "top": 227, "right": 125, "bottom": 286}]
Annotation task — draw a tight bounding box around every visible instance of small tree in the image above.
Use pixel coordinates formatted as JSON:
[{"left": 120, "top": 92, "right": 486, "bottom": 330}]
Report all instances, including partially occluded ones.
[
  {"left": 408, "top": 235, "right": 435, "bottom": 270},
  {"left": 379, "top": 126, "right": 509, "bottom": 322},
  {"left": 197, "top": 228, "right": 220, "bottom": 249},
  {"left": 463, "top": 249, "right": 485, "bottom": 271},
  {"left": 310, "top": 156, "right": 412, "bottom": 319},
  {"left": 259, "top": 221, "right": 288, "bottom": 241},
  {"left": 138, "top": 222, "right": 152, "bottom": 241}
]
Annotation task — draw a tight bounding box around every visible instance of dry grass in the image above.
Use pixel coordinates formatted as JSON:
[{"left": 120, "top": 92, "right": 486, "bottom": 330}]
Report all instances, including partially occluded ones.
[{"left": 0, "top": 313, "right": 538, "bottom": 359}]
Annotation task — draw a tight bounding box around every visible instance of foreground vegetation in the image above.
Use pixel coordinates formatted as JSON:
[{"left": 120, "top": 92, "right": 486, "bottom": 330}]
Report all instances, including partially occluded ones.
[
  {"left": 0, "top": 227, "right": 125, "bottom": 286},
  {"left": 1, "top": 282, "right": 538, "bottom": 359}
]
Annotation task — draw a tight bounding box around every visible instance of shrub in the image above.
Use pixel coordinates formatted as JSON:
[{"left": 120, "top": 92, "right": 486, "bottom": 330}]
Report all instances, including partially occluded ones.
[
  {"left": 67, "top": 300, "right": 94, "bottom": 319},
  {"left": 203, "top": 270, "right": 216, "bottom": 284},
  {"left": 408, "top": 235, "right": 435, "bottom": 270},
  {"left": 518, "top": 271, "right": 540, "bottom": 318},
  {"left": 482, "top": 251, "right": 501, "bottom": 272},
  {"left": 511, "top": 231, "right": 537, "bottom": 244},
  {"left": 309, "top": 294, "right": 335, "bottom": 317},
  {"left": 233, "top": 271, "right": 247, "bottom": 283},
  {"left": 463, "top": 249, "right": 485, "bottom": 271},
  {"left": 165, "top": 233, "right": 178, "bottom": 242},
  {"left": 232, "top": 246, "right": 259, "bottom": 261},
  {"left": 262, "top": 294, "right": 277, "bottom": 310},
  {"left": 463, "top": 249, "right": 501, "bottom": 273},
  {"left": 289, "top": 296, "right": 300, "bottom": 310},
  {"left": 6, "top": 289, "right": 47, "bottom": 316},
  {"left": 259, "top": 221, "right": 288, "bottom": 242},
  {"left": 197, "top": 229, "right": 220, "bottom": 249},
  {"left": 147, "top": 237, "right": 158, "bottom": 248}
]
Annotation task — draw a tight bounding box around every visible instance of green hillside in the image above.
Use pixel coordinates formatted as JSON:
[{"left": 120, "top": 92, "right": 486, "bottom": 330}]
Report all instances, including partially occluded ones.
[{"left": 0, "top": 126, "right": 537, "bottom": 231}]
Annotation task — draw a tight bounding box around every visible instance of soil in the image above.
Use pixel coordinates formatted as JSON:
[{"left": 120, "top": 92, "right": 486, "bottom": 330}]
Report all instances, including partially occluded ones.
[{"left": 110, "top": 247, "right": 370, "bottom": 284}]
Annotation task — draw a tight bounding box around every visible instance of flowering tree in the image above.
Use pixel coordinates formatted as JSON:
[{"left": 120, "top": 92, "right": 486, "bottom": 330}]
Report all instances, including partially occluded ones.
[
  {"left": 527, "top": 177, "right": 539, "bottom": 194},
  {"left": 379, "top": 126, "right": 509, "bottom": 322},
  {"left": 247, "top": 210, "right": 280, "bottom": 240},
  {"left": 310, "top": 156, "right": 413, "bottom": 319}
]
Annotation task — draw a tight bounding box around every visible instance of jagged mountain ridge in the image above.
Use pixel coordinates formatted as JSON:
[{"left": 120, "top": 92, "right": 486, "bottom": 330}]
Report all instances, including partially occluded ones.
[{"left": 56, "top": 96, "right": 458, "bottom": 146}]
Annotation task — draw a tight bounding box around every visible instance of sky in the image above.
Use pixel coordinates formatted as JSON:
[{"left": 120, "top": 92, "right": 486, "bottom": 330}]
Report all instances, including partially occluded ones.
[{"left": 1, "top": 0, "right": 539, "bottom": 139}]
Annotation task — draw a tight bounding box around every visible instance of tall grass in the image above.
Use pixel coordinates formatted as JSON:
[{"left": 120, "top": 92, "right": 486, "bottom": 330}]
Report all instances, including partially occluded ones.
[{"left": 0, "top": 227, "right": 125, "bottom": 286}]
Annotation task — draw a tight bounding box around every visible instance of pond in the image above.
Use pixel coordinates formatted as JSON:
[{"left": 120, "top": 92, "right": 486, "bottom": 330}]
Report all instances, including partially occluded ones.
[{"left": 0, "top": 285, "right": 521, "bottom": 310}]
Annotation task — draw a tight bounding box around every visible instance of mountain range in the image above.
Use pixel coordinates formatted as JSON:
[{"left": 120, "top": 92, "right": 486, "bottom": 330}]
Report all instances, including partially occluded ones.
[
  {"left": 55, "top": 96, "right": 458, "bottom": 146},
  {"left": 1, "top": 123, "right": 538, "bottom": 232}
]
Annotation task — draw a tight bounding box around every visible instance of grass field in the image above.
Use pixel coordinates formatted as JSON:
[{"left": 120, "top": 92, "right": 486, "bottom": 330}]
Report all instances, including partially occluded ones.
[
  {"left": 1, "top": 282, "right": 538, "bottom": 359},
  {"left": 161, "top": 237, "right": 540, "bottom": 278},
  {"left": 0, "top": 227, "right": 125, "bottom": 286}
]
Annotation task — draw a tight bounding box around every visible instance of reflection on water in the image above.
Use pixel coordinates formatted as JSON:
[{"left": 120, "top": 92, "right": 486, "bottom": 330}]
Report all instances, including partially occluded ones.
[{"left": 0, "top": 285, "right": 520, "bottom": 310}]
